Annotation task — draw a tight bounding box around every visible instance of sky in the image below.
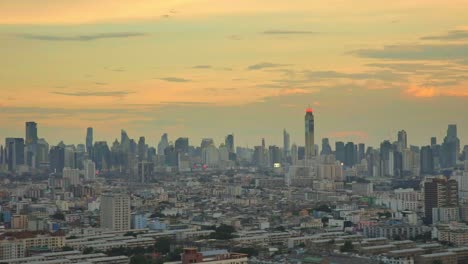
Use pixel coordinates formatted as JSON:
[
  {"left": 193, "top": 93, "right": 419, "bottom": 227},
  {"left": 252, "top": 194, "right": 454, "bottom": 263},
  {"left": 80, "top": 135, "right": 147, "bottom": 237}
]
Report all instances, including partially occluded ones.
[{"left": 1, "top": 0, "right": 468, "bottom": 148}]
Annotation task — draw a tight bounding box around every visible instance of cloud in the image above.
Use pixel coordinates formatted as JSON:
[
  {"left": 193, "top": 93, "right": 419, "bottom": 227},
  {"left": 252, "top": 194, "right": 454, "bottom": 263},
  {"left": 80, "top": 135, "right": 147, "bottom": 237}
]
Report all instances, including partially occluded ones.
[
  {"left": 247, "top": 62, "right": 289, "bottom": 70},
  {"left": 327, "top": 131, "right": 369, "bottom": 141},
  {"left": 159, "top": 77, "right": 191, "bottom": 82},
  {"left": 278, "top": 88, "right": 314, "bottom": 96},
  {"left": 404, "top": 85, "right": 468, "bottom": 98},
  {"left": 404, "top": 86, "right": 438, "bottom": 98},
  {"left": 304, "top": 70, "right": 405, "bottom": 82},
  {"left": 227, "top": 35, "right": 242, "bottom": 40},
  {"left": 18, "top": 32, "right": 147, "bottom": 41},
  {"left": 421, "top": 30, "right": 468, "bottom": 41},
  {"left": 52, "top": 90, "right": 133, "bottom": 97},
  {"left": 352, "top": 43, "right": 468, "bottom": 62},
  {"left": 262, "top": 30, "right": 317, "bottom": 35},
  {"left": 192, "top": 65, "right": 212, "bottom": 69}
]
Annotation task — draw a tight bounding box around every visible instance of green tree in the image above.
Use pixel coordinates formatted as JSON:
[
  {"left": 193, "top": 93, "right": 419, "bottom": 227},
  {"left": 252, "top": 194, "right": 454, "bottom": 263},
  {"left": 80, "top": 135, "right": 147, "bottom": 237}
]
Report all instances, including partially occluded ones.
[
  {"left": 209, "top": 224, "right": 235, "bottom": 240},
  {"left": 62, "top": 246, "right": 74, "bottom": 251},
  {"left": 340, "top": 241, "right": 354, "bottom": 253},
  {"left": 154, "top": 237, "right": 171, "bottom": 254},
  {"left": 130, "top": 254, "right": 149, "bottom": 264},
  {"left": 83, "top": 247, "right": 94, "bottom": 254},
  {"left": 432, "top": 260, "right": 443, "bottom": 264}
]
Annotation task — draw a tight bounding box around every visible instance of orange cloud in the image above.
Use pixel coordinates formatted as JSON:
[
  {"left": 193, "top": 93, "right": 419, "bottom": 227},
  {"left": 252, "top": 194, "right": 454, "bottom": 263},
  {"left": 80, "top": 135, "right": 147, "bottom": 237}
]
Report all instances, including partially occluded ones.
[
  {"left": 278, "top": 88, "right": 314, "bottom": 96},
  {"left": 327, "top": 131, "right": 369, "bottom": 141},
  {"left": 405, "top": 86, "right": 438, "bottom": 98},
  {"left": 404, "top": 85, "right": 468, "bottom": 98}
]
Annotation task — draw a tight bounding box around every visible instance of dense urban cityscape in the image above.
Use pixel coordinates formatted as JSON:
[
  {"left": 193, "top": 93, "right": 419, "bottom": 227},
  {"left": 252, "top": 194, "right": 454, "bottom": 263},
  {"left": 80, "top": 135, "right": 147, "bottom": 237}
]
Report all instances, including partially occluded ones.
[{"left": 0, "top": 108, "right": 467, "bottom": 264}]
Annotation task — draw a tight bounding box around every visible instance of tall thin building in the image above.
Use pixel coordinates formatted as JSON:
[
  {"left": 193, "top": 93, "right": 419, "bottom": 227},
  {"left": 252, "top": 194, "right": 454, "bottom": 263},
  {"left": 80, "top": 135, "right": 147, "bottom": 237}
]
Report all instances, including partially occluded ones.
[
  {"left": 86, "top": 127, "right": 93, "bottom": 156},
  {"left": 305, "top": 107, "right": 315, "bottom": 159},
  {"left": 225, "top": 134, "right": 235, "bottom": 154},
  {"left": 5, "top": 138, "right": 25, "bottom": 172},
  {"left": 321, "top": 138, "right": 332, "bottom": 156},
  {"left": 397, "top": 130, "right": 407, "bottom": 149},
  {"left": 158, "top": 133, "right": 169, "bottom": 155},
  {"left": 100, "top": 192, "right": 131, "bottom": 231},
  {"left": 25, "top": 122, "right": 38, "bottom": 145},
  {"left": 283, "top": 130, "right": 290, "bottom": 157}
]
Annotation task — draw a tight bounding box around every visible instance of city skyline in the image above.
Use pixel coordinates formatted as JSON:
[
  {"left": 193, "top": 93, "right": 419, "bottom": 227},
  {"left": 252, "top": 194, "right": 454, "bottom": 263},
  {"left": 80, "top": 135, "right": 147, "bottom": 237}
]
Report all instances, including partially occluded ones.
[
  {"left": 0, "top": 115, "right": 466, "bottom": 150},
  {"left": 1, "top": 0, "right": 468, "bottom": 146}
]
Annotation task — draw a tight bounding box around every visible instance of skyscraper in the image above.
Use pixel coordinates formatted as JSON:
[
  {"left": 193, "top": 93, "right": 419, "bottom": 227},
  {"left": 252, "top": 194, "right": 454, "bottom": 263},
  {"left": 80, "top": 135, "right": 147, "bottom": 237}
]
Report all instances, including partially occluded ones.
[
  {"left": 335, "top": 142, "right": 345, "bottom": 163},
  {"left": 86, "top": 127, "right": 93, "bottom": 156},
  {"left": 420, "top": 146, "right": 434, "bottom": 175},
  {"left": 431, "top": 137, "right": 437, "bottom": 146},
  {"left": 175, "top": 137, "right": 189, "bottom": 154},
  {"left": 157, "top": 133, "right": 169, "bottom": 155},
  {"left": 25, "top": 122, "right": 38, "bottom": 145},
  {"left": 100, "top": 192, "right": 131, "bottom": 231},
  {"left": 424, "top": 177, "right": 458, "bottom": 224},
  {"left": 225, "top": 134, "right": 235, "bottom": 154},
  {"left": 49, "top": 145, "right": 65, "bottom": 173},
  {"left": 397, "top": 130, "right": 407, "bottom": 149},
  {"left": 305, "top": 107, "right": 315, "bottom": 160},
  {"left": 321, "top": 138, "right": 332, "bottom": 156},
  {"left": 283, "top": 130, "right": 290, "bottom": 157},
  {"left": 5, "top": 138, "right": 25, "bottom": 172},
  {"left": 344, "top": 142, "right": 355, "bottom": 167}
]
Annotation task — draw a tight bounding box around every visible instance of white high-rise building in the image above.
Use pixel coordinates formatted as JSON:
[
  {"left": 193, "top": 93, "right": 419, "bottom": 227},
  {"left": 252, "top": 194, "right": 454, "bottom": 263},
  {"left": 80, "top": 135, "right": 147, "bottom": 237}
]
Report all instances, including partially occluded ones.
[
  {"left": 83, "top": 160, "right": 96, "bottom": 181},
  {"left": 100, "top": 192, "right": 130, "bottom": 231},
  {"left": 63, "top": 167, "right": 80, "bottom": 186}
]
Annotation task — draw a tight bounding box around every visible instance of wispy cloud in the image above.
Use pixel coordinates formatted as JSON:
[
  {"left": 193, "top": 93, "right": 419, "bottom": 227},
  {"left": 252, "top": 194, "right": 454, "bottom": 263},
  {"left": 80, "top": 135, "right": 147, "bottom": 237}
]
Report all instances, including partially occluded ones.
[
  {"left": 352, "top": 43, "right": 468, "bottom": 62},
  {"left": 247, "top": 62, "right": 289, "bottom": 70},
  {"left": 52, "top": 90, "right": 133, "bottom": 97},
  {"left": 18, "top": 32, "right": 147, "bottom": 41},
  {"left": 159, "top": 77, "right": 191, "bottom": 82},
  {"left": 421, "top": 30, "right": 468, "bottom": 41},
  {"left": 192, "top": 65, "right": 212, "bottom": 69},
  {"left": 262, "top": 30, "right": 317, "bottom": 35}
]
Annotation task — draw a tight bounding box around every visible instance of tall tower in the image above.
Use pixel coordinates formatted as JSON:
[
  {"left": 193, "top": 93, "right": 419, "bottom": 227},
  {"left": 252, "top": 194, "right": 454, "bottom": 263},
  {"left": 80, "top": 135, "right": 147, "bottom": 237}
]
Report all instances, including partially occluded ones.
[
  {"left": 86, "top": 127, "right": 93, "bottom": 156},
  {"left": 283, "top": 129, "right": 290, "bottom": 157},
  {"left": 25, "top": 122, "right": 38, "bottom": 145},
  {"left": 305, "top": 108, "right": 315, "bottom": 160}
]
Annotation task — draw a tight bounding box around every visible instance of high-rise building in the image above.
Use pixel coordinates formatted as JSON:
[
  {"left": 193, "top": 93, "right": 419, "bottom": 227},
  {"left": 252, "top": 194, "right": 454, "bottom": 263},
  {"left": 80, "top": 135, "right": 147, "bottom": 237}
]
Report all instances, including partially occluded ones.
[
  {"left": 225, "top": 134, "right": 235, "bottom": 154},
  {"left": 358, "top": 143, "right": 366, "bottom": 163},
  {"left": 335, "top": 142, "right": 345, "bottom": 163},
  {"left": 84, "top": 160, "right": 96, "bottom": 181},
  {"left": 431, "top": 137, "right": 437, "bottom": 146},
  {"left": 49, "top": 146, "right": 65, "bottom": 173},
  {"left": 283, "top": 130, "right": 290, "bottom": 157},
  {"left": 420, "top": 146, "right": 434, "bottom": 175},
  {"left": 86, "top": 127, "right": 93, "bottom": 156},
  {"left": 344, "top": 142, "right": 356, "bottom": 167},
  {"left": 175, "top": 137, "right": 189, "bottom": 154},
  {"left": 100, "top": 192, "right": 131, "bottom": 231},
  {"left": 63, "top": 167, "right": 80, "bottom": 186},
  {"left": 321, "top": 138, "right": 332, "bottom": 156},
  {"left": 201, "top": 138, "right": 214, "bottom": 149},
  {"left": 25, "top": 122, "right": 38, "bottom": 145},
  {"left": 157, "top": 133, "right": 169, "bottom": 155},
  {"left": 5, "top": 138, "right": 25, "bottom": 172},
  {"left": 441, "top": 125, "right": 460, "bottom": 168},
  {"left": 305, "top": 108, "right": 315, "bottom": 159},
  {"left": 424, "top": 177, "right": 458, "bottom": 224},
  {"left": 137, "top": 136, "right": 147, "bottom": 161},
  {"left": 397, "top": 130, "right": 407, "bottom": 150}
]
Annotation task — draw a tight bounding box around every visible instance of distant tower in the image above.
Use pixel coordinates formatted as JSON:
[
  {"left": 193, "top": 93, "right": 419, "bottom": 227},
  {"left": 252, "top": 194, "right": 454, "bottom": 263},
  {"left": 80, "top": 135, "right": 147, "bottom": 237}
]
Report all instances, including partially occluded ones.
[
  {"left": 397, "top": 130, "right": 407, "bottom": 149},
  {"left": 25, "top": 122, "right": 38, "bottom": 145},
  {"left": 305, "top": 107, "right": 315, "bottom": 159},
  {"left": 283, "top": 129, "right": 290, "bottom": 157},
  {"left": 86, "top": 127, "right": 93, "bottom": 156}
]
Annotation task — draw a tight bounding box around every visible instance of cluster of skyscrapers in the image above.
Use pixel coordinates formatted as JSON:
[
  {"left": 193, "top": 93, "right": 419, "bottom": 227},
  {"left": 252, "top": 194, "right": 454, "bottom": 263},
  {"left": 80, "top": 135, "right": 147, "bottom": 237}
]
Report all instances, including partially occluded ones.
[{"left": 0, "top": 110, "right": 466, "bottom": 183}]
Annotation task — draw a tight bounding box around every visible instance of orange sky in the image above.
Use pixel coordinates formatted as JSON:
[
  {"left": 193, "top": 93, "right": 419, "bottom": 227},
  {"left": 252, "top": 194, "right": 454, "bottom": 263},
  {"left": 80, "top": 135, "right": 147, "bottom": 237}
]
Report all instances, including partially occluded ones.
[{"left": 1, "top": 0, "right": 468, "bottom": 147}]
